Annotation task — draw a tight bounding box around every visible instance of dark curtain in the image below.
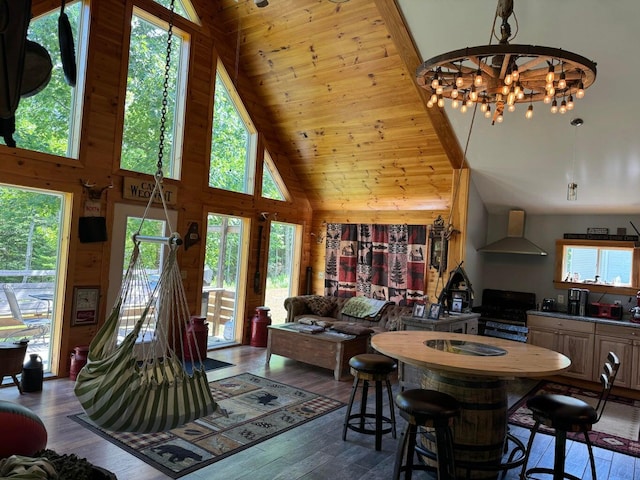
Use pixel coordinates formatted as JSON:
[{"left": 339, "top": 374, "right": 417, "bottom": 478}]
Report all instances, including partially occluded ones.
[{"left": 324, "top": 223, "right": 426, "bottom": 306}]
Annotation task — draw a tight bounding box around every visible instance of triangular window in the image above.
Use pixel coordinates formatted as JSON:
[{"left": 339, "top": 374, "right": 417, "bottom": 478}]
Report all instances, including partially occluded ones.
[
  {"left": 262, "top": 150, "right": 288, "bottom": 201},
  {"left": 153, "top": 0, "right": 200, "bottom": 25}
]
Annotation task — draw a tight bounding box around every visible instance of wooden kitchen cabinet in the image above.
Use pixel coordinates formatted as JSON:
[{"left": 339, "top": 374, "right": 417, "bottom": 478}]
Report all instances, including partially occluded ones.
[
  {"left": 527, "top": 314, "right": 595, "bottom": 381},
  {"left": 594, "top": 323, "right": 638, "bottom": 389}
]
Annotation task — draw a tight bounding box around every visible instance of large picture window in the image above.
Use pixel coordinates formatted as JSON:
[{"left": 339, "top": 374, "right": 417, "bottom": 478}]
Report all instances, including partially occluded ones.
[
  {"left": 209, "top": 64, "right": 257, "bottom": 194},
  {"left": 9, "top": 1, "right": 87, "bottom": 157},
  {"left": 120, "top": 7, "right": 189, "bottom": 179}
]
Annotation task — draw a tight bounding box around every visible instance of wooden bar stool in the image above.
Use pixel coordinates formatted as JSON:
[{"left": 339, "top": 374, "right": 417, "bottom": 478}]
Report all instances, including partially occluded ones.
[
  {"left": 342, "top": 353, "right": 397, "bottom": 451},
  {"left": 393, "top": 388, "right": 460, "bottom": 480}
]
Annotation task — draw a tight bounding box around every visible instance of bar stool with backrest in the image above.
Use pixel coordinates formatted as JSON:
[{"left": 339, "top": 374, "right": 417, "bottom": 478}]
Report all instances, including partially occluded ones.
[
  {"left": 520, "top": 351, "right": 620, "bottom": 480},
  {"left": 393, "top": 388, "right": 460, "bottom": 480},
  {"left": 342, "top": 353, "right": 397, "bottom": 451}
]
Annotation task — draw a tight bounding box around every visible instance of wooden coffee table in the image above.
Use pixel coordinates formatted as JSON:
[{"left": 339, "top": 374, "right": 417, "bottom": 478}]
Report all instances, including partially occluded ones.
[{"left": 266, "top": 323, "right": 369, "bottom": 381}]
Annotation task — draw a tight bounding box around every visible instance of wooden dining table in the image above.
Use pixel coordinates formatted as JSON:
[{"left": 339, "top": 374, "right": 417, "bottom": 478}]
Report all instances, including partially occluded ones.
[{"left": 371, "top": 331, "right": 571, "bottom": 480}]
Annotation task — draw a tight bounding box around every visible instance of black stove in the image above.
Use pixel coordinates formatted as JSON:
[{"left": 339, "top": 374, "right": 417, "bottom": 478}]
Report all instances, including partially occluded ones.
[{"left": 474, "top": 289, "right": 536, "bottom": 331}]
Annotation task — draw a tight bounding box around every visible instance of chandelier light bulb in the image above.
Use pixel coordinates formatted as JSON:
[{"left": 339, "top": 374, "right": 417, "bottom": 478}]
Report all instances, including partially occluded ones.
[
  {"left": 460, "top": 104, "right": 468, "bottom": 113},
  {"left": 480, "top": 99, "right": 488, "bottom": 112},
  {"left": 558, "top": 71, "right": 567, "bottom": 90},
  {"left": 451, "top": 99, "right": 459, "bottom": 109},
  {"left": 502, "top": 84, "right": 510, "bottom": 95},
  {"left": 546, "top": 64, "right": 555, "bottom": 84},
  {"left": 512, "top": 65, "right": 519, "bottom": 81},
  {"left": 436, "top": 85, "right": 444, "bottom": 95},
  {"left": 484, "top": 106, "right": 491, "bottom": 118},
  {"left": 497, "top": 114, "right": 504, "bottom": 123},
  {"left": 508, "top": 103, "right": 516, "bottom": 113},
  {"left": 451, "top": 88, "right": 459, "bottom": 99},
  {"left": 547, "top": 86, "right": 555, "bottom": 97},
  {"left": 526, "top": 104, "right": 533, "bottom": 119},
  {"left": 474, "top": 69, "right": 483, "bottom": 87},
  {"left": 427, "top": 100, "right": 434, "bottom": 108},
  {"left": 507, "top": 90, "right": 516, "bottom": 106},
  {"left": 437, "top": 95, "right": 445, "bottom": 108},
  {"left": 576, "top": 81, "right": 585, "bottom": 99},
  {"left": 567, "top": 94, "right": 574, "bottom": 110},
  {"left": 455, "top": 72, "right": 464, "bottom": 88},
  {"left": 544, "top": 95, "right": 552, "bottom": 104},
  {"left": 430, "top": 93, "right": 438, "bottom": 104},
  {"left": 470, "top": 86, "right": 478, "bottom": 102},
  {"left": 550, "top": 99, "right": 558, "bottom": 113},
  {"left": 559, "top": 99, "right": 567, "bottom": 114},
  {"left": 431, "top": 74, "right": 439, "bottom": 90},
  {"left": 504, "top": 73, "right": 513, "bottom": 86}
]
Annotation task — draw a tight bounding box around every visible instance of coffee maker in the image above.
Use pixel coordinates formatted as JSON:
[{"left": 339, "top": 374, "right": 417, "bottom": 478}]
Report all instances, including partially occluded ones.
[
  {"left": 568, "top": 288, "right": 581, "bottom": 315},
  {"left": 578, "top": 288, "right": 589, "bottom": 316}
]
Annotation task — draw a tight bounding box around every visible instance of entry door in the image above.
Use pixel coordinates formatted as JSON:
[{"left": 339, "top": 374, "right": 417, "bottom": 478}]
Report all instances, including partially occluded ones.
[{"left": 107, "top": 203, "right": 178, "bottom": 342}]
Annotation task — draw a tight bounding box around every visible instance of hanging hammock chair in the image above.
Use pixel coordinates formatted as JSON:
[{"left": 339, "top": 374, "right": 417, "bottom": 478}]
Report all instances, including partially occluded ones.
[
  {"left": 74, "top": 175, "right": 217, "bottom": 433},
  {"left": 74, "top": 0, "right": 216, "bottom": 432}
]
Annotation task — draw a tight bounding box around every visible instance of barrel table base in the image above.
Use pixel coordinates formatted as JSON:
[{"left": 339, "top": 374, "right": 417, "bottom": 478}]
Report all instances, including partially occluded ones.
[{"left": 421, "top": 370, "right": 512, "bottom": 480}]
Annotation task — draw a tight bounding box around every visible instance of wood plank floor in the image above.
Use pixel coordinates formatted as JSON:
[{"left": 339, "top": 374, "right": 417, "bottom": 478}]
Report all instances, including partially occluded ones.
[{"left": 1, "top": 345, "right": 640, "bottom": 479}]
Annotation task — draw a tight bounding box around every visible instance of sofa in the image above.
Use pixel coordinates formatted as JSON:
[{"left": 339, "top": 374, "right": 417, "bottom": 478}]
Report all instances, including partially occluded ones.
[{"left": 283, "top": 295, "right": 413, "bottom": 334}]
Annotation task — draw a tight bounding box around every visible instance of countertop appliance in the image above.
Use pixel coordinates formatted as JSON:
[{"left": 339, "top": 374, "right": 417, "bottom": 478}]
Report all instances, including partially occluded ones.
[
  {"left": 588, "top": 302, "right": 623, "bottom": 320},
  {"left": 568, "top": 288, "right": 581, "bottom": 315},
  {"left": 542, "top": 298, "right": 555, "bottom": 311},
  {"left": 473, "top": 288, "right": 536, "bottom": 334}
]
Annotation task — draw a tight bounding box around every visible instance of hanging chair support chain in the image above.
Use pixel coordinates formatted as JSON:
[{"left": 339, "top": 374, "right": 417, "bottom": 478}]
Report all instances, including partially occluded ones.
[{"left": 133, "top": 0, "right": 181, "bottom": 247}]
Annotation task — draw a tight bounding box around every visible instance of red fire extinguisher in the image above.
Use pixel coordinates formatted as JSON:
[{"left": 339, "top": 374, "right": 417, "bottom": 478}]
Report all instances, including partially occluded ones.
[
  {"left": 183, "top": 316, "right": 209, "bottom": 361},
  {"left": 250, "top": 306, "right": 271, "bottom": 347}
]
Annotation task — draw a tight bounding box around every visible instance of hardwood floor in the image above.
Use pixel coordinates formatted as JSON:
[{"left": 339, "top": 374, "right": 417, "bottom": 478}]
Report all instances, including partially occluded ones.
[{"left": 1, "top": 345, "right": 640, "bottom": 479}]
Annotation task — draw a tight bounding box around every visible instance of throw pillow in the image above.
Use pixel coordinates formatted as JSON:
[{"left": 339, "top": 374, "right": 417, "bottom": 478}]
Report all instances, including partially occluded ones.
[
  {"left": 306, "top": 296, "right": 334, "bottom": 316},
  {"left": 331, "top": 322, "right": 374, "bottom": 336}
]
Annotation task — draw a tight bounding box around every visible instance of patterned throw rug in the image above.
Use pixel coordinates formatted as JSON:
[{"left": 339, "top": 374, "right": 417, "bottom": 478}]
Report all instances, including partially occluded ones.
[
  {"left": 508, "top": 381, "right": 640, "bottom": 457},
  {"left": 70, "top": 373, "right": 344, "bottom": 478}
]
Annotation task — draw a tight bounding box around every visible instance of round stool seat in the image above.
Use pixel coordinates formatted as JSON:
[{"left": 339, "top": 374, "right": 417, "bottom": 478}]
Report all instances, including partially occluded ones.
[
  {"left": 527, "top": 393, "right": 597, "bottom": 430},
  {"left": 396, "top": 389, "right": 460, "bottom": 424},
  {"left": 349, "top": 353, "right": 396, "bottom": 374}
]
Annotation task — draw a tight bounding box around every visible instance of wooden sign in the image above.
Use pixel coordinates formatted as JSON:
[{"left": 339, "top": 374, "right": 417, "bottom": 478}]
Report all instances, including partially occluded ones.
[{"left": 122, "top": 177, "right": 178, "bottom": 206}]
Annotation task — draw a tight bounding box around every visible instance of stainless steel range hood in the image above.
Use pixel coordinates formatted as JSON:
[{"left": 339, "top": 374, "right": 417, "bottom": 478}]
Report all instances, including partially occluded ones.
[{"left": 478, "top": 209, "right": 547, "bottom": 256}]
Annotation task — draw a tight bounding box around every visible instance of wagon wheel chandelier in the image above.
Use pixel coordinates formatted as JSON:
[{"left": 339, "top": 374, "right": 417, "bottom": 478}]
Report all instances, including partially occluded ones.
[{"left": 416, "top": 0, "right": 597, "bottom": 125}]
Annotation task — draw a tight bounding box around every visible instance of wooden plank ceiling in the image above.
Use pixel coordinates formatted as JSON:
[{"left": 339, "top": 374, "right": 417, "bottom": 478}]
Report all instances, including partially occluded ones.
[{"left": 199, "top": 0, "right": 462, "bottom": 212}]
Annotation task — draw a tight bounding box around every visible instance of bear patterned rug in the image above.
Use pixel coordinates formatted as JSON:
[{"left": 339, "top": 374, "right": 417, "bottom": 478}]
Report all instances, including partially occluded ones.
[
  {"left": 69, "top": 373, "right": 344, "bottom": 478},
  {"left": 508, "top": 380, "right": 640, "bottom": 457}
]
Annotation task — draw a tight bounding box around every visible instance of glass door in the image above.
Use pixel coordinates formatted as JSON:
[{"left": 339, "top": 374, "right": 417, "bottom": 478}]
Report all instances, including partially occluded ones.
[
  {"left": 264, "top": 221, "right": 300, "bottom": 325},
  {"left": 0, "top": 184, "right": 70, "bottom": 374},
  {"left": 107, "top": 203, "right": 177, "bottom": 353},
  {"left": 202, "top": 213, "right": 246, "bottom": 347}
]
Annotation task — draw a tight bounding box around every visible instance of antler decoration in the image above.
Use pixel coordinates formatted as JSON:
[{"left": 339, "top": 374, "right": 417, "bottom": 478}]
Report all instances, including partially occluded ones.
[{"left": 81, "top": 179, "right": 113, "bottom": 200}]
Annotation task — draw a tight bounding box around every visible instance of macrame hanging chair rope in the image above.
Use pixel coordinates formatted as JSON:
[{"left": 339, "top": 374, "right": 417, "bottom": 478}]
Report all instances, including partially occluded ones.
[{"left": 74, "top": 0, "right": 217, "bottom": 433}]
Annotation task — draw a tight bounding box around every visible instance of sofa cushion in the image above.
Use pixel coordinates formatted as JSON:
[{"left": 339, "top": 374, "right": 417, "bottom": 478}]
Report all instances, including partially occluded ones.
[{"left": 306, "top": 296, "right": 334, "bottom": 316}]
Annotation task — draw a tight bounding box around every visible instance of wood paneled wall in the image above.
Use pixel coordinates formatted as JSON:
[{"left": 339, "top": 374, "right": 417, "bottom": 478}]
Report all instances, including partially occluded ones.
[{"left": 0, "top": 0, "right": 312, "bottom": 376}]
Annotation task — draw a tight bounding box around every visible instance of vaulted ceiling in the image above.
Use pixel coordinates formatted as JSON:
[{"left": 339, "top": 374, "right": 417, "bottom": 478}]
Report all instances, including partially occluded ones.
[
  {"left": 201, "top": 0, "right": 462, "bottom": 213},
  {"left": 200, "top": 0, "right": 639, "bottom": 217}
]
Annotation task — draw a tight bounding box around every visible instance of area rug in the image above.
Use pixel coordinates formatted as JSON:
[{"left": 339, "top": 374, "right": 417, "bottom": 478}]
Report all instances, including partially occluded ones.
[
  {"left": 181, "top": 357, "right": 233, "bottom": 374},
  {"left": 69, "top": 373, "right": 344, "bottom": 478},
  {"left": 508, "top": 381, "right": 640, "bottom": 457}
]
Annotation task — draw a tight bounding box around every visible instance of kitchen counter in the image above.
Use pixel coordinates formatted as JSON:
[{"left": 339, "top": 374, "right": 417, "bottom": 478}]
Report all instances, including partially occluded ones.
[{"left": 527, "top": 309, "right": 640, "bottom": 329}]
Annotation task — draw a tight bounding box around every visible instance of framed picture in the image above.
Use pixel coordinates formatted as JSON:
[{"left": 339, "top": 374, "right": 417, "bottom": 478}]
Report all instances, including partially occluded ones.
[
  {"left": 72, "top": 287, "right": 100, "bottom": 326},
  {"left": 412, "top": 303, "right": 425, "bottom": 318},
  {"left": 427, "top": 303, "right": 442, "bottom": 320}
]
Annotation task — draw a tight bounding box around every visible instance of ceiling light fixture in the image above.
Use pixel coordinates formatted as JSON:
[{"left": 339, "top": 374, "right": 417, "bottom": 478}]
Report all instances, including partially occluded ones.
[
  {"left": 567, "top": 117, "right": 584, "bottom": 201},
  {"left": 416, "top": 0, "right": 597, "bottom": 125}
]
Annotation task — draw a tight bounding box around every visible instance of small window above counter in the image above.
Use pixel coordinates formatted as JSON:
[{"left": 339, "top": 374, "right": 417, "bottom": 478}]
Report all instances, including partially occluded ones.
[{"left": 553, "top": 239, "right": 640, "bottom": 296}]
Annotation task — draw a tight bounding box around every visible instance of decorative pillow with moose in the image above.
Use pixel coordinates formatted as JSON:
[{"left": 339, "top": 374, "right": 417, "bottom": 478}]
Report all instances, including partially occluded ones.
[{"left": 306, "top": 296, "right": 334, "bottom": 317}]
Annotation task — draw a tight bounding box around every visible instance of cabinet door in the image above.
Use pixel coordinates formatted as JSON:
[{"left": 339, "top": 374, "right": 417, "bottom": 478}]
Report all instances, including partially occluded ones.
[
  {"left": 632, "top": 342, "right": 640, "bottom": 391},
  {"left": 528, "top": 327, "right": 559, "bottom": 352},
  {"left": 560, "top": 333, "right": 594, "bottom": 381},
  {"left": 594, "top": 335, "right": 633, "bottom": 388}
]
